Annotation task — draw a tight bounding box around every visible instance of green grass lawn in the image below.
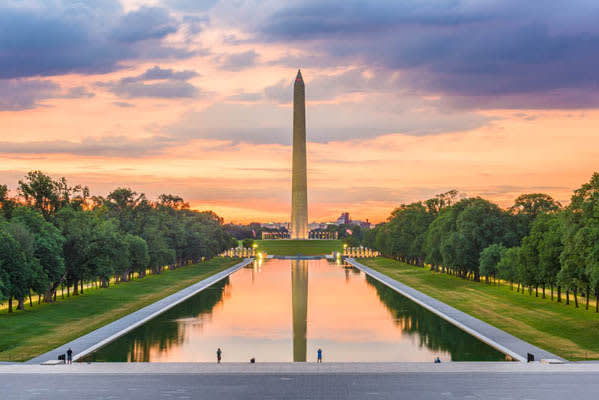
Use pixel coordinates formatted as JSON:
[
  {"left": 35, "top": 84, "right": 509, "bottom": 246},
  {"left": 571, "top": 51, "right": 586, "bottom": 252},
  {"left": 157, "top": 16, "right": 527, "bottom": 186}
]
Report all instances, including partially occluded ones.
[
  {"left": 0, "top": 257, "right": 239, "bottom": 362},
  {"left": 255, "top": 239, "right": 343, "bottom": 256},
  {"left": 361, "top": 257, "right": 599, "bottom": 361}
]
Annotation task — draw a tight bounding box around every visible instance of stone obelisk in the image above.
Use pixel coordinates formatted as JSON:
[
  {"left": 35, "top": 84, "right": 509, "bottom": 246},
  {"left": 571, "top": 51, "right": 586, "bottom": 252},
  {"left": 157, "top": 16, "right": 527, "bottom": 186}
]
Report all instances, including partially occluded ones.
[{"left": 291, "top": 70, "right": 308, "bottom": 240}]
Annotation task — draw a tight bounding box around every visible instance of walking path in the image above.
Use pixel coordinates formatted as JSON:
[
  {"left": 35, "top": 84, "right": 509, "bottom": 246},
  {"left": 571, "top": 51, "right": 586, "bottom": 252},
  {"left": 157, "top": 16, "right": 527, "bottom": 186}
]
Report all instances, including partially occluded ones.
[
  {"left": 26, "top": 258, "right": 253, "bottom": 365},
  {"left": 346, "top": 258, "right": 563, "bottom": 362},
  {"left": 3, "top": 362, "right": 599, "bottom": 400},
  {"left": 2, "top": 361, "right": 598, "bottom": 375}
]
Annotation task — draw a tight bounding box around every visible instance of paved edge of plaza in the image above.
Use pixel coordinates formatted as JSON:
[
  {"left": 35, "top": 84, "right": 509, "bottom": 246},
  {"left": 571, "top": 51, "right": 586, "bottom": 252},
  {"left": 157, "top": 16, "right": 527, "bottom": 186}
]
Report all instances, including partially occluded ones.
[
  {"left": 346, "top": 258, "right": 564, "bottom": 363},
  {"left": 2, "top": 361, "right": 599, "bottom": 375},
  {"left": 25, "top": 258, "right": 254, "bottom": 365}
]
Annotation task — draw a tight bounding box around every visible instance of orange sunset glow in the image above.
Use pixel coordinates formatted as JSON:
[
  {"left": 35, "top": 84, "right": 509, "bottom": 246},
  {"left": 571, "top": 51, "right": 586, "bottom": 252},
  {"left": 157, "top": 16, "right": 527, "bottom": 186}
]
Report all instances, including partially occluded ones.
[{"left": 2, "top": 1, "right": 598, "bottom": 224}]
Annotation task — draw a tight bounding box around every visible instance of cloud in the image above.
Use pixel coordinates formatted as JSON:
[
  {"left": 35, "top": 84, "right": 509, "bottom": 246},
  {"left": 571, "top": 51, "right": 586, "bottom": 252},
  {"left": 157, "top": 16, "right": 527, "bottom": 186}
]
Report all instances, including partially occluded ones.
[
  {"left": 0, "top": 80, "right": 94, "bottom": 111},
  {"left": 111, "top": 6, "right": 178, "bottom": 43},
  {"left": 170, "top": 103, "right": 290, "bottom": 144},
  {"left": 227, "top": 68, "right": 408, "bottom": 104},
  {"left": 0, "top": 1, "right": 188, "bottom": 79},
  {"left": 0, "top": 136, "right": 177, "bottom": 157},
  {"left": 257, "top": 0, "right": 599, "bottom": 108},
  {"left": 227, "top": 92, "right": 264, "bottom": 102},
  {"left": 106, "top": 81, "right": 198, "bottom": 98},
  {"left": 60, "top": 86, "right": 95, "bottom": 99},
  {"left": 98, "top": 66, "right": 200, "bottom": 98},
  {"left": 264, "top": 68, "right": 404, "bottom": 103},
  {"left": 113, "top": 101, "right": 135, "bottom": 108},
  {"left": 166, "top": 0, "right": 220, "bottom": 12},
  {"left": 0, "top": 79, "right": 60, "bottom": 111},
  {"left": 182, "top": 15, "right": 210, "bottom": 34},
  {"left": 168, "top": 94, "right": 491, "bottom": 145},
  {"left": 123, "top": 66, "right": 199, "bottom": 83},
  {"left": 218, "top": 50, "right": 258, "bottom": 71}
]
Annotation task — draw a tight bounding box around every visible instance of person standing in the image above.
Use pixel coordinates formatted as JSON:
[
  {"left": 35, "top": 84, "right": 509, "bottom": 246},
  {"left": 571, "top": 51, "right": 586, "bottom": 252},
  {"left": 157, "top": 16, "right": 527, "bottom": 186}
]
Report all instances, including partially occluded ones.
[
  {"left": 66, "top": 348, "right": 73, "bottom": 365},
  {"left": 317, "top": 348, "right": 322, "bottom": 363},
  {"left": 216, "top": 348, "right": 222, "bottom": 364}
]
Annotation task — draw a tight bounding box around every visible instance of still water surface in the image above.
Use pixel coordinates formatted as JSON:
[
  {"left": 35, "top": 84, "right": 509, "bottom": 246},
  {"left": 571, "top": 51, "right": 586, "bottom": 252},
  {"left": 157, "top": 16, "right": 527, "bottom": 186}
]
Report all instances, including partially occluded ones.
[{"left": 84, "top": 259, "right": 506, "bottom": 362}]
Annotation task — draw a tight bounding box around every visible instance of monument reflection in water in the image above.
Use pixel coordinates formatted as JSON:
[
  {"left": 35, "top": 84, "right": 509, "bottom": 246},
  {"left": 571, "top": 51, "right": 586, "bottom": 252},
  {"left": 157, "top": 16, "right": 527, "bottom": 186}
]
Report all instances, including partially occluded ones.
[{"left": 83, "top": 259, "right": 506, "bottom": 362}]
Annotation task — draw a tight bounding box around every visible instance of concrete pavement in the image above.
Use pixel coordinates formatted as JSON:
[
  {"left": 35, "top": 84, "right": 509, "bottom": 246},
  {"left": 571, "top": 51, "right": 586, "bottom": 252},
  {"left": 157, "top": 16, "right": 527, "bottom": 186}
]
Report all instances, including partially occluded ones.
[
  {"left": 2, "top": 363, "right": 599, "bottom": 400},
  {"left": 2, "top": 361, "right": 599, "bottom": 375}
]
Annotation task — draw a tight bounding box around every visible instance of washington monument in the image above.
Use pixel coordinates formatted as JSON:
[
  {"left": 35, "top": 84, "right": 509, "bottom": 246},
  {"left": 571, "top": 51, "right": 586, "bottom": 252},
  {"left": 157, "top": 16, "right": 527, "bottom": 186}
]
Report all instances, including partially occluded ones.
[{"left": 291, "top": 70, "right": 308, "bottom": 239}]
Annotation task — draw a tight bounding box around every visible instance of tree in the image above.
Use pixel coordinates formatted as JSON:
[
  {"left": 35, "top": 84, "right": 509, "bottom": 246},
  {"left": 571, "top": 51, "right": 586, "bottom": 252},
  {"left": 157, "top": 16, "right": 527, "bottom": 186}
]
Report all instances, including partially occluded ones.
[
  {"left": 104, "top": 187, "right": 147, "bottom": 233},
  {"left": 424, "top": 190, "right": 460, "bottom": 215},
  {"left": 0, "top": 184, "right": 18, "bottom": 219},
  {"left": 519, "top": 233, "right": 543, "bottom": 296},
  {"left": 510, "top": 193, "right": 561, "bottom": 220},
  {"left": 523, "top": 213, "right": 564, "bottom": 299},
  {"left": 559, "top": 227, "right": 588, "bottom": 307},
  {"left": 11, "top": 207, "right": 65, "bottom": 302},
  {"left": 125, "top": 234, "right": 150, "bottom": 280},
  {"left": 54, "top": 207, "right": 93, "bottom": 295},
  {"left": 510, "top": 193, "right": 561, "bottom": 239},
  {"left": 537, "top": 214, "right": 563, "bottom": 301},
  {"left": 497, "top": 247, "right": 521, "bottom": 290},
  {"left": 386, "top": 202, "right": 435, "bottom": 265},
  {"left": 18, "top": 171, "right": 88, "bottom": 219},
  {"left": 0, "top": 228, "right": 23, "bottom": 311},
  {"left": 1, "top": 170, "right": 237, "bottom": 311},
  {"left": 85, "top": 219, "right": 121, "bottom": 287},
  {"left": 479, "top": 244, "right": 505, "bottom": 284},
  {"left": 158, "top": 194, "right": 188, "bottom": 210},
  {"left": 424, "top": 198, "right": 517, "bottom": 280},
  {"left": 242, "top": 238, "right": 254, "bottom": 248},
  {"left": 18, "top": 171, "right": 59, "bottom": 219},
  {"left": 4, "top": 221, "right": 44, "bottom": 309},
  {"left": 143, "top": 225, "right": 175, "bottom": 274},
  {"left": 424, "top": 206, "right": 457, "bottom": 273},
  {"left": 0, "top": 224, "right": 42, "bottom": 311},
  {"left": 583, "top": 226, "right": 599, "bottom": 312},
  {"left": 372, "top": 225, "right": 393, "bottom": 256},
  {"left": 560, "top": 173, "right": 599, "bottom": 308}
]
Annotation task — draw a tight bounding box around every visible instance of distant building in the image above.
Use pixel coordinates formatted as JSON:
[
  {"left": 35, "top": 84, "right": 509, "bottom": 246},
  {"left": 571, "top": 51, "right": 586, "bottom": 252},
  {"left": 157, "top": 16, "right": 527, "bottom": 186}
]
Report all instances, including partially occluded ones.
[
  {"left": 333, "top": 212, "right": 373, "bottom": 229},
  {"left": 308, "top": 222, "right": 327, "bottom": 231},
  {"left": 336, "top": 212, "right": 350, "bottom": 225},
  {"left": 261, "top": 222, "right": 289, "bottom": 230}
]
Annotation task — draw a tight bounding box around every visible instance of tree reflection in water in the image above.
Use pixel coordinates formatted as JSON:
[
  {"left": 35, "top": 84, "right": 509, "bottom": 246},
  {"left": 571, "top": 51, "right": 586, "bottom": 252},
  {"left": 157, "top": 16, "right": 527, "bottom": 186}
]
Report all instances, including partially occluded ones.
[
  {"left": 82, "top": 277, "right": 230, "bottom": 362},
  {"left": 364, "top": 274, "right": 509, "bottom": 361}
]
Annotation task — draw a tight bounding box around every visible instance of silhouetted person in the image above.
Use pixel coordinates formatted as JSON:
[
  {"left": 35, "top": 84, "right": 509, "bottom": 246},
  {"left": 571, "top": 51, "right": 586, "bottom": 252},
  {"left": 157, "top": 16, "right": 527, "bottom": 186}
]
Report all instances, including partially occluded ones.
[
  {"left": 216, "top": 348, "right": 222, "bottom": 363},
  {"left": 66, "top": 348, "right": 73, "bottom": 364},
  {"left": 317, "top": 348, "right": 323, "bottom": 363},
  {"left": 250, "top": 358, "right": 255, "bottom": 363}
]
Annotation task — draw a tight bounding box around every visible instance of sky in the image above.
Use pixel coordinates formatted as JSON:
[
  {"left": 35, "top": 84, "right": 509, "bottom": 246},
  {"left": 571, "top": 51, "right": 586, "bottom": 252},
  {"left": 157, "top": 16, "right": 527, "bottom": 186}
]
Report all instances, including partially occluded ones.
[{"left": 2, "top": 0, "right": 599, "bottom": 223}]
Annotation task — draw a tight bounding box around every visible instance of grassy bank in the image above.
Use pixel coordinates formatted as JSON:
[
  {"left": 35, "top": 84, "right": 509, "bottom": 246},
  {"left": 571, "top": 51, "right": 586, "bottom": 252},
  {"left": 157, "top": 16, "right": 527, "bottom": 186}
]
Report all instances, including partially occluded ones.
[
  {"left": 255, "top": 239, "right": 343, "bottom": 255},
  {"left": 361, "top": 257, "right": 599, "bottom": 360},
  {"left": 0, "top": 257, "right": 239, "bottom": 362}
]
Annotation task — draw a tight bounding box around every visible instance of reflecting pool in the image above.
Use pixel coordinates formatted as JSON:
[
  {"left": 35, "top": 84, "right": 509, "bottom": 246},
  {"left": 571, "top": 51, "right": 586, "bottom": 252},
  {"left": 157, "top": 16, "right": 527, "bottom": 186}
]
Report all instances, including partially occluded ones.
[{"left": 83, "top": 259, "right": 507, "bottom": 362}]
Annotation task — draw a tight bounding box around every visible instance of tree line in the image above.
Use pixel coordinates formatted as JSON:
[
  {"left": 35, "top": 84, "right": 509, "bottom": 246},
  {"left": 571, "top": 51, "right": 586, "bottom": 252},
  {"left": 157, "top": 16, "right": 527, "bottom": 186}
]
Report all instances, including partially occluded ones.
[
  {"left": 363, "top": 173, "right": 599, "bottom": 312},
  {"left": 0, "top": 171, "right": 237, "bottom": 312}
]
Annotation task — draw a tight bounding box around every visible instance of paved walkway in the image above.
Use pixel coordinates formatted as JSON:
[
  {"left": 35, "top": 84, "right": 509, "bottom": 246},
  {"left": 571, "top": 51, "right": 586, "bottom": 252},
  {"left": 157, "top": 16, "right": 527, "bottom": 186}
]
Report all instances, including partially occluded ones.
[
  {"left": 346, "top": 258, "right": 563, "bottom": 362},
  {"left": 2, "top": 365, "right": 599, "bottom": 400},
  {"left": 26, "top": 258, "right": 253, "bottom": 365},
  {"left": 2, "top": 362, "right": 598, "bottom": 375}
]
